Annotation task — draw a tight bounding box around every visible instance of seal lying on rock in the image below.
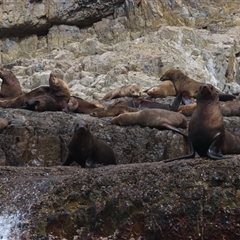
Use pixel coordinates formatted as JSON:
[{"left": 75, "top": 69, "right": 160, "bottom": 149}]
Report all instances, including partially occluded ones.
[
  {"left": 160, "top": 68, "right": 235, "bottom": 103},
  {"left": 179, "top": 99, "right": 240, "bottom": 117},
  {"left": 90, "top": 105, "right": 139, "bottom": 117},
  {"left": 164, "top": 84, "right": 240, "bottom": 162},
  {"left": 67, "top": 96, "right": 101, "bottom": 114},
  {"left": 62, "top": 119, "right": 117, "bottom": 168},
  {"left": 144, "top": 80, "right": 176, "bottom": 98},
  {"left": 0, "top": 68, "right": 22, "bottom": 98},
  {"left": 0, "top": 73, "right": 71, "bottom": 112},
  {"left": 111, "top": 109, "right": 187, "bottom": 131},
  {"left": 101, "top": 84, "right": 141, "bottom": 100}
]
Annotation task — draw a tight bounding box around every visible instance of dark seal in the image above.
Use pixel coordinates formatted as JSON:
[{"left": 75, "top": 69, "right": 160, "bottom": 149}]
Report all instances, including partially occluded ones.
[{"left": 62, "top": 119, "right": 117, "bottom": 167}]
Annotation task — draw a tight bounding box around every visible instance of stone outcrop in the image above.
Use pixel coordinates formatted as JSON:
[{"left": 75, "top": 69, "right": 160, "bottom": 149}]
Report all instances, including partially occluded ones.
[{"left": 1, "top": 159, "right": 240, "bottom": 239}]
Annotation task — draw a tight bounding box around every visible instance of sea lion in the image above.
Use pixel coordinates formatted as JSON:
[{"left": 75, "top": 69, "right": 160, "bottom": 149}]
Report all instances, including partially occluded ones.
[
  {"left": 0, "top": 73, "right": 70, "bottom": 112},
  {"left": 179, "top": 99, "right": 240, "bottom": 117},
  {"left": 22, "top": 95, "right": 62, "bottom": 112},
  {"left": 0, "top": 86, "right": 50, "bottom": 108},
  {"left": 160, "top": 68, "right": 235, "bottom": 102},
  {"left": 111, "top": 109, "right": 187, "bottom": 130},
  {"left": 164, "top": 84, "right": 240, "bottom": 162},
  {"left": 62, "top": 119, "right": 116, "bottom": 167},
  {"left": 68, "top": 96, "right": 101, "bottom": 114},
  {"left": 90, "top": 105, "right": 139, "bottom": 118},
  {"left": 101, "top": 84, "right": 141, "bottom": 100},
  {"left": 144, "top": 80, "right": 176, "bottom": 98},
  {"left": 48, "top": 73, "right": 70, "bottom": 111},
  {"left": 0, "top": 68, "right": 22, "bottom": 98}
]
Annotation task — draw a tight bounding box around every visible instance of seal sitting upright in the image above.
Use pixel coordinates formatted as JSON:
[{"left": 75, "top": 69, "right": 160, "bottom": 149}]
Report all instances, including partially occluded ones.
[
  {"left": 62, "top": 119, "right": 116, "bottom": 168},
  {"left": 164, "top": 84, "right": 240, "bottom": 162}
]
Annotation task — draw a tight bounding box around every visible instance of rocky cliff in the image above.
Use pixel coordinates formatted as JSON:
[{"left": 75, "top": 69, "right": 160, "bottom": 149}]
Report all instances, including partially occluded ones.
[{"left": 1, "top": 0, "right": 240, "bottom": 239}]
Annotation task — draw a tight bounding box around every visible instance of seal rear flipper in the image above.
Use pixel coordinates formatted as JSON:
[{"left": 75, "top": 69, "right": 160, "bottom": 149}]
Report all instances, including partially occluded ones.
[
  {"left": 207, "top": 133, "right": 225, "bottom": 160},
  {"left": 218, "top": 93, "right": 236, "bottom": 102},
  {"left": 160, "top": 123, "right": 195, "bottom": 162},
  {"left": 170, "top": 93, "right": 183, "bottom": 112}
]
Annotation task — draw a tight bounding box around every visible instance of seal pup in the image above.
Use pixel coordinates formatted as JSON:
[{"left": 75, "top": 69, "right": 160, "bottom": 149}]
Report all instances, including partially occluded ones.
[
  {"left": 90, "top": 105, "right": 139, "bottom": 118},
  {"left": 160, "top": 68, "right": 235, "bottom": 102},
  {"left": 62, "top": 119, "right": 117, "bottom": 167},
  {"left": 101, "top": 84, "right": 141, "bottom": 100},
  {"left": 164, "top": 84, "right": 240, "bottom": 162},
  {"left": 0, "top": 68, "right": 22, "bottom": 98},
  {"left": 144, "top": 80, "right": 176, "bottom": 98}
]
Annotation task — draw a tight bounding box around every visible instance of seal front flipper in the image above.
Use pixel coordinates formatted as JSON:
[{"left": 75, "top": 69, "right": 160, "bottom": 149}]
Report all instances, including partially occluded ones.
[
  {"left": 62, "top": 153, "right": 75, "bottom": 166},
  {"left": 207, "top": 133, "right": 225, "bottom": 160},
  {"left": 160, "top": 123, "right": 195, "bottom": 162},
  {"left": 218, "top": 93, "right": 236, "bottom": 102},
  {"left": 170, "top": 93, "right": 183, "bottom": 112}
]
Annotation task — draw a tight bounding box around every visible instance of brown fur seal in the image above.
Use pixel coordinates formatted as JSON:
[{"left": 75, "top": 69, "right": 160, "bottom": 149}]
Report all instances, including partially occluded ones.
[
  {"left": 68, "top": 96, "right": 101, "bottom": 114},
  {"left": 102, "top": 84, "right": 141, "bottom": 100},
  {"left": 0, "top": 68, "right": 22, "bottom": 98},
  {"left": 48, "top": 73, "right": 70, "bottom": 111},
  {"left": 111, "top": 109, "right": 187, "bottom": 129},
  {"left": 90, "top": 105, "right": 139, "bottom": 118},
  {"left": 160, "top": 68, "right": 235, "bottom": 102},
  {"left": 164, "top": 84, "right": 240, "bottom": 162},
  {"left": 144, "top": 80, "right": 176, "bottom": 98},
  {"left": 0, "top": 73, "right": 70, "bottom": 112},
  {"left": 179, "top": 99, "right": 240, "bottom": 117},
  {"left": 62, "top": 119, "right": 116, "bottom": 167}
]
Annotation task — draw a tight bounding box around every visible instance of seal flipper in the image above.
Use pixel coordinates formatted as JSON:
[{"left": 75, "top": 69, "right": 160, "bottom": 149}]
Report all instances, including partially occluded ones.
[
  {"left": 170, "top": 93, "right": 183, "bottom": 112},
  {"left": 22, "top": 99, "right": 40, "bottom": 110},
  {"left": 207, "top": 132, "right": 225, "bottom": 160},
  {"left": 218, "top": 93, "right": 236, "bottom": 102},
  {"left": 62, "top": 153, "right": 75, "bottom": 166},
  {"left": 160, "top": 123, "right": 195, "bottom": 162}
]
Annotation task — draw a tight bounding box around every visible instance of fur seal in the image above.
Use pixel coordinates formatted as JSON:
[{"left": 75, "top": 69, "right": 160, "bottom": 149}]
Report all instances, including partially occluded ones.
[
  {"left": 144, "top": 80, "right": 176, "bottom": 98},
  {"left": 160, "top": 68, "right": 235, "bottom": 102},
  {"left": 111, "top": 109, "right": 187, "bottom": 129},
  {"left": 0, "top": 118, "right": 9, "bottom": 133},
  {"left": 179, "top": 99, "right": 240, "bottom": 117},
  {"left": 62, "top": 119, "right": 116, "bottom": 167},
  {"left": 67, "top": 96, "right": 101, "bottom": 114},
  {"left": 90, "top": 105, "right": 139, "bottom": 118},
  {"left": 0, "top": 68, "right": 22, "bottom": 98},
  {"left": 164, "top": 84, "right": 240, "bottom": 162},
  {"left": 0, "top": 73, "right": 70, "bottom": 112},
  {"left": 102, "top": 84, "right": 141, "bottom": 100}
]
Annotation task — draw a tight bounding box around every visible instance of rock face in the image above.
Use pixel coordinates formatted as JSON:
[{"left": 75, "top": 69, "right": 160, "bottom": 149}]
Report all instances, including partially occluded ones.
[{"left": 1, "top": 0, "right": 240, "bottom": 239}]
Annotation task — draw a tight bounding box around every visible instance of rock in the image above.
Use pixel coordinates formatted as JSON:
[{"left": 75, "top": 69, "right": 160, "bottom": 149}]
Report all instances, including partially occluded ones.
[
  {"left": 1, "top": 159, "right": 240, "bottom": 239},
  {"left": 0, "top": 108, "right": 189, "bottom": 167}
]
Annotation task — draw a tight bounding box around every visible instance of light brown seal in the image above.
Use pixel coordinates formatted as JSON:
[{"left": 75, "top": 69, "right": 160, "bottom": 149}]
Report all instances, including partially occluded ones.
[
  {"left": 0, "top": 68, "right": 22, "bottom": 98},
  {"left": 111, "top": 109, "right": 187, "bottom": 129},
  {"left": 179, "top": 99, "right": 240, "bottom": 117},
  {"left": 164, "top": 84, "right": 240, "bottom": 162},
  {"left": 62, "top": 119, "right": 117, "bottom": 167},
  {"left": 160, "top": 68, "right": 235, "bottom": 102},
  {"left": 90, "top": 105, "right": 139, "bottom": 118},
  {"left": 102, "top": 84, "right": 141, "bottom": 100},
  {"left": 144, "top": 80, "right": 176, "bottom": 98},
  {"left": 67, "top": 96, "right": 101, "bottom": 114}
]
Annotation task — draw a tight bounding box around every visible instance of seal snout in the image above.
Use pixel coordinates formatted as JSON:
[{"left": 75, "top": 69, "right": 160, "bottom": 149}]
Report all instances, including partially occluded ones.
[{"left": 75, "top": 119, "right": 88, "bottom": 131}]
